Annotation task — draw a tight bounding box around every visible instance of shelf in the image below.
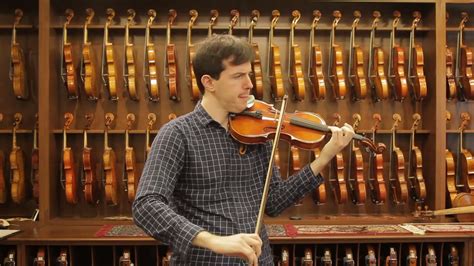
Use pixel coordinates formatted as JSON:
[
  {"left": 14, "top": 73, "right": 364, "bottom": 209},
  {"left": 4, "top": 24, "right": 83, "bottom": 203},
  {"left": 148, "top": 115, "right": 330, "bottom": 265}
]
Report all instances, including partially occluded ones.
[
  {"left": 0, "top": 129, "right": 33, "bottom": 134},
  {"left": 50, "top": 24, "right": 435, "bottom": 32},
  {"left": 52, "top": 129, "right": 158, "bottom": 134},
  {"left": 0, "top": 25, "right": 35, "bottom": 30}
]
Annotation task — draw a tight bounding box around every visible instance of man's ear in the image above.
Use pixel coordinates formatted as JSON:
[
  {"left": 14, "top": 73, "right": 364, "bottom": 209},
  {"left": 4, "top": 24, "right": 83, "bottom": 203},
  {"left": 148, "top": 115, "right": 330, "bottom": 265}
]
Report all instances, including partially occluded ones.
[{"left": 201, "top": 75, "right": 215, "bottom": 93}]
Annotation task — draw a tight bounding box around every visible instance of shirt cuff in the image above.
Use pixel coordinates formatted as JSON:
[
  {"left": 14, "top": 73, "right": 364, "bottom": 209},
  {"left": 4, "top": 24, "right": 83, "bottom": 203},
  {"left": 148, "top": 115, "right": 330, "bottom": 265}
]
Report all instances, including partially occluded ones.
[
  {"left": 300, "top": 164, "right": 324, "bottom": 189},
  {"left": 171, "top": 220, "right": 204, "bottom": 257}
]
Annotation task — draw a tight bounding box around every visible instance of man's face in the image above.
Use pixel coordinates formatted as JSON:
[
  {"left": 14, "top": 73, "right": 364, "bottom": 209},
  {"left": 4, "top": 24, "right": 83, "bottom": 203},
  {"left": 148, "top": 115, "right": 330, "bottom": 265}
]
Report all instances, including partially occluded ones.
[{"left": 211, "top": 60, "right": 253, "bottom": 113}]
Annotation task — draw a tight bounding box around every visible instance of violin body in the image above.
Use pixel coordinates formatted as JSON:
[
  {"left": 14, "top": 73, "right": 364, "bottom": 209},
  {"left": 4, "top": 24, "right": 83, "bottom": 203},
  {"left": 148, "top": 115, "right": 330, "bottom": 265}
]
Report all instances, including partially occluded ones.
[
  {"left": 310, "top": 45, "right": 326, "bottom": 100},
  {"left": 251, "top": 43, "right": 263, "bottom": 99},
  {"left": 104, "top": 44, "right": 118, "bottom": 100},
  {"left": 11, "top": 43, "right": 27, "bottom": 99},
  {"left": 125, "top": 44, "right": 138, "bottom": 100},
  {"left": 350, "top": 147, "right": 366, "bottom": 204},
  {"left": 446, "top": 47, "right": 456, "bottom": 100},
  {"left": 459, "top": 46, "right": 474, "bottom": 99},
  {"left": 372, "top": 152, "right": 386, "bottom": 204},
  {"left": 166, "top": 44, "right": 178, "bottom": 100},
  {"left": 188, "top": 45, "right": 200, "bottom": 100},
  {"left": 391, "top": 148, "right": 408, "bottom": 203},
  {"left": 460, "top": 148, "right": 474, "bottom": 191},
  {"left": 452, "top": 192, "right": 474, "bottom": 222},
  {"left": 82, "top": 43, "right": 98, "bottom": 100},
  {"left": 0, "top": 152, "right": 6, "bottom": 204},
  {"left": 330, "top": 45, "right": 347, "bottom": 99},
  {"left": 63, "top": 148, "right": 77, "bottom": 204},
  {"left": 125, "top": 147, "right": 138, "bottom": 202},
  {"left": 270, "top": 45, "right": 284, "bottom": 100},
  {"left": 332, "top": 152, "right": 348, "bottom": 204},
  {"left": 410, "top": 45, "right": 428, "bottom": 100},
  {"left": 410, "top": 146, "right": 426, "bottom": 200},
  {"left": 350, "top": 47, "right": 367, "bottom": 100},
  {"left": 146, "top": 44, "right": 160, "bottom": 101},
  {"left": 290, "top": 45, "right": 305, "bottom": 100},
  {"left": 63, "top": 43, "right": 78, "bottom": 99},
  {"left": 372, "top": 48, "right": 389, "bottom": 100},
  {"left": 446, "top": 149, "right": 457, "bottom": 204},
  {"left": 83, "top": 147, "right": 98, "bottom": 204},
  {"left": 10, "top": 146, "right": 25, "bottom": 204},
  {"left": 391, "top": 46, "right": 408, "bottom": 100},
  {"left": 104, "top": 147, "right": 118, "bottom": 205}
]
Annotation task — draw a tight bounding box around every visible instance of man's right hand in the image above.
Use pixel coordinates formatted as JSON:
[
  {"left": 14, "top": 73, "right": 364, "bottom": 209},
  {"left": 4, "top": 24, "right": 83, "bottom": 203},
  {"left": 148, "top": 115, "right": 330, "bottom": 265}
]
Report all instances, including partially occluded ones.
[{"left": 192, "top": 231, "right": 262, "bottom": 265}]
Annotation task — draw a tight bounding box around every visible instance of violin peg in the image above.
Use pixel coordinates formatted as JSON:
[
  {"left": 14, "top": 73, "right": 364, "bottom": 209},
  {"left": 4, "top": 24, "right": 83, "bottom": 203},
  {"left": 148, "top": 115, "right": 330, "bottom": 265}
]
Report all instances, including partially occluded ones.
[
  {"left": 332, "top": 113, "right": 341, "bottom": 126},
  {"left": 105, "top": 113, "right": 115, "bottom": 129},
  {"left": 127, "top": 9, "right": 136, "bottom": 23},
  {"left": 373, "top": 10, "right": 381, "bottom": 19},
  {"left": 446, "top": 110, "right": 452, "bottom": 121},
  {"left": 147, "top": 9, "right": 157, "bottom": 20},
  {"left": 461, "top": 12, "right": 469, "bottom": 20},
  {"left": 65, "top": 9, "right": 74, "bottom": 22},
  {"left": 461, "top": 112, "right": 471, "bottom": 122},
  {"left": 169, "top": 9, "right": 177, "bottom": 24},
  {"left": 64, "top": 113, "right": 73, "bottom": 129},
  {"left": 393, "top": 10, "right": 401, "bottom": 19},
  {"left": 85, "top": 8, "right": 95, "bottom": 21},
  {"left": 292, "top": 10, "right": 301, "bottom": 19},
  {"left": 85, "top": 113, "right": 94, "bottom": 129},
  {"left": 14, "top": 9, "right": 23, "bottom": 23},
  {"left": 126, "top": 113, "right": 136, "bottom": 129},
  {"left": 210, "top": 9, "right": 219, "bottom": 19},
  {"left": 189, "top": 9, "right": 198, "bottom": 19},
  {"left": 251, "top": 10, "right": 260, "bottom": 21},
  {"left": 106, "top": 8, "right": 115, "bottom": 21},
  {"left": 413, "top": 11, "right": 422, "bottom": 19},
  {"left": 313, "top": 10, "right": 322, "bottom": 20},
  {"left": 168, "top": 113, "right": 177, "bottom": 121},
  {"left": 333, "top": 10, "right": 342, "bottom": 19},
  {"left": 272, "top": 10, "right": 280, "bottom": 18}
]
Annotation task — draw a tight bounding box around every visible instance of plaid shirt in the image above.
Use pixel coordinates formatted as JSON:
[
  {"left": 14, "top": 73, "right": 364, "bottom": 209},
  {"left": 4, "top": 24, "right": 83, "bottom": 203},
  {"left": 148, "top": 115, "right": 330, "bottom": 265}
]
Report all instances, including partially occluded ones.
[{"left": 133, "top": 103, "right": 323, "bottom": 265}]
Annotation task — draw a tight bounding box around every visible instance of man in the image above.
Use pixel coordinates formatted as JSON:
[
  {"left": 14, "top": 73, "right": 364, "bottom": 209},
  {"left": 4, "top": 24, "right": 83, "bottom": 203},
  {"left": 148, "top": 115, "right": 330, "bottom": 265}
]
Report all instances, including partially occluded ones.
[{"left": 132, "top": 34, "right": 354, "bottom": 265}]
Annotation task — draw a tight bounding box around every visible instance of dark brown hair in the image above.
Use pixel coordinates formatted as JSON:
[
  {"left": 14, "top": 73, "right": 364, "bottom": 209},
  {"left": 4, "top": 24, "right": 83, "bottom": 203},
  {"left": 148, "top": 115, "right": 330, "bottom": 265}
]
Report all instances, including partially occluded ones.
[{"left": 193, "top": 34, "right": 254, "bottom": 94}]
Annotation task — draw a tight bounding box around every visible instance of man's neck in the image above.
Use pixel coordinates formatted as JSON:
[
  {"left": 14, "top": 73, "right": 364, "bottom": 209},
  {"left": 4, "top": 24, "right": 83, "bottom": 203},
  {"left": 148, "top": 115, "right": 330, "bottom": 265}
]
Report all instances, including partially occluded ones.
[{"left": 201, "top": 96, "right": 229, "bottom": 130}]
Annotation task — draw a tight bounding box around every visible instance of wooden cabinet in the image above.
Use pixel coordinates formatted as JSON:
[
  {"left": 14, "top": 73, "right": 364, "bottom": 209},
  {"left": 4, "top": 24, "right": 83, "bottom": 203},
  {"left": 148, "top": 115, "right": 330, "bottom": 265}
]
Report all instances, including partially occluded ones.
[{"left": 0, "top": 0, "right": 474, "bottom": 265}]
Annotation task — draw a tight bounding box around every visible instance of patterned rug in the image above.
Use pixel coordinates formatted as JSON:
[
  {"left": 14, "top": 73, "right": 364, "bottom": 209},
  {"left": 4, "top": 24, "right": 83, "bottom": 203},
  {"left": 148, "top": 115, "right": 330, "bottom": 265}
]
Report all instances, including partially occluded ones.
[
  {"left": 95, "top": 225, "right": 148, "bottom": 237},
  {"left": 409, "top": 223, "right": 474, "bottom": 233}
]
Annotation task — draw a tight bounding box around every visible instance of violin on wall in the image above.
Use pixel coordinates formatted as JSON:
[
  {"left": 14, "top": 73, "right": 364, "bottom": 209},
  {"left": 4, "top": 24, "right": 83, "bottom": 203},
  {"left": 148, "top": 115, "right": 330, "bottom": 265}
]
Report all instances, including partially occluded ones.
[
  {"left": 82, "top": 113, "right": 98, "bottom": 204},
  {"left": 368, "top": 11, "right": 389, "bottom": 101},
  {"left": 124, "top": 9, "right": 138, "bottom": 101},
  {"left": 101, "top": 8, "right": 118, "bottom": 101},
  {"left": 61, "top": 9, "right": 78, "bottom": 100},
  {"left": 288, "top": 10, "right": 305, "bottom": 101},
  {"left": 10, "top": 9, "right": 27, "bottom": 100},
  {"left": 165, "top": 9, "right": 179, "bottom": 101},
  {"left": 347, "top": 11, "right": 367, "bottom": 100},
  {"left": 81, "top": 8, "right": 98, "bottom": 101},
  {"left": 248, "top": 10, "right": 263, "bottom": 100},
  {"left": 144, "top": 9, "right": 159, "bottom": 102},
  {"left": 62, "top": 113, "right": 77, "bottom": 204},
  {"left": 10, "top": 113, "right": 26, "bottom": 204},
  {"left": 388, "top": 11, "right": 408, "bottom": 101},
  {"left": 308, "top": 10, "right": 326, "bottom": 101},
  {"left": 328, "top": 10, "right": 347, "bottom": 100},
  {"left": 124, "top": 113, "right": 138, "bottom": 203},
  {"left": 103, "top": 113, "right": 118, "bottom": 205},
  {"left": 186, "top": 10, "right": 200, "bottom": 101},
  {"left": 408, "top": 11, "right": 427, "bottom": 101},
  {"left": 267, "top": 10, "right": 284, "bottom": 100}
]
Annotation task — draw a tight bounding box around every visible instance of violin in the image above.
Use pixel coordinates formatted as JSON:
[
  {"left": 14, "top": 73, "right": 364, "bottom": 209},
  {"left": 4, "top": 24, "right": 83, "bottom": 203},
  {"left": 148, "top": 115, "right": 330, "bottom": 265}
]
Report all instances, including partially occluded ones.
[
  {"left": 124, "top": 9, "right": 138, "bottom": 101},
  {"left": 348, "top": 11, "right": 367, "bottom": 100},
  {"left": 289, "top": 146, "right": 303, "bottom": 206},
  {"left": 248, "top": 10, "right": 263, "bottom": 100},
  {"left": 208, "top": 10, "right": 218, "bottom": 37},
  {"left": 385, "top": 248, "right": 397, "bottom": 266},
  {"left": 144, "top": 9, "right": 159, "bottom": 102},
  {"left": 61, "top": 9, "right": 78, "bottom": 100},
  {"left": 308, "top": 10, "right": 326, "bottom": 101},
  {"left": 388, "top": 11, "right": 408, "bottom": 101},
  {"left": 280, "top": 246, "right": 289, "bottom": 266},
  {"left": 145, "top": 113, "right": 157, "bottom": 161},
  {"left": 101, "top": 8, "right": 118, "bottom": 101},
  {"left": 347, "top": 114, "right": 366, "bottom": 204},
  {"left": 365, "top": 245, "right": 377, "bottom": 266},
  {"left": 343, "top": 248, "right": 355, "bottom": 266},
  {"left": 10, "top": 113, "right": 25, "bottom": 204},
  {"left": 321, "top": 249, "right": 332, "bottom": 266},
  {"left": 312, "top": 148, "right": 326, "bottom": 204},
  {"left": 3, "top": 250, "right": 16, "bottom": 266},
  {"left": 119, "top": 249, "right": 132, "bottom": 266},
  {"left": 81, "top": 8, "right": 98, "bottom": 100},
  {"left": 10, "top": 9, "right": 27, "bottom": 100},
  {"left": 103, "top": 113, "right": 118, "bottom": 205},
  {"left": 82, "top": 113, "right": 98, "bottom": 204},
  {"left": 425, "top": 245, "right": 437, "bottom": 266},
  {"left": 162, "top": 249, "right": 172, "bottom": 266},
  {"left": 124, "top": 113, "right": 138, "bottom": 203},
  {"left": 268, "top": 10, "right": 284, "bottom": 100},
  {"left": 33, "top": 247, "right": 46, "bottom": 266},
  {"left": 367, "top": 113, "right": 386, "bottom": 204},
  {"left": 331, "top": 121, "right": 348, "bottom": 204},
  {"left": 408, "top": 11, "right": 428, "bottom": 101},
  {"left": 302, "top": 248, "right": 313, "bottom": 266},
  {"left": 446, "top": 148, "right": 457, "bottom": 204},
  {"left": 186, "top": 10, "right": 200, "bottom": 101},
  {"left": 406, "top": 245, "right": 417, "bottom": 266},
  {"left": 388, "top": 114, "right": 408, "bottom": 204},
  {"left": 368, "top": 11, "right": 389, "bottom": 101},
  {"left": 328, "top": 11, "right": 347, "bottom": 100},
  {"left": 62, "top": 113, "right": 77, "bottom": 204},
  {"left": 455, "top": 12, "right": 474, "bottom": 100},
  {"left": 288, "top": 10, "right": 305, "bottom": 101},
  {"left": 448, "top": 246, "right": 459, "bottom": 266},
  {"left": 56, "top": 249, "right": 68, "bottom": 266},
  {"left": 165, "top": 9, "right": 179, "bottom": 101},
  {"left": 407, "top": 113, "right": 426, "bottom": 202},
  {"left": 446, "top": 13, "right": 457, "bottom": 101},
  {"left": 31, "top": 114, "right": 39, "bottom": 203},
  {"left": 229, "top": 99, "right": 385, "bottom": 153}
]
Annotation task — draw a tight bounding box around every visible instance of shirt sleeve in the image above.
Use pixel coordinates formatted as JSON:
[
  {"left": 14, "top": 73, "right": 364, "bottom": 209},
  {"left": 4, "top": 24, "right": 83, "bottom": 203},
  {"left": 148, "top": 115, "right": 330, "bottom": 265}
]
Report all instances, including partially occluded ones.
[
  {"left": 132, "top": 122, "right": 204, "bottom": 257},
  {"left": 262, "top": 142, "right": 324, "bottom": 217}
]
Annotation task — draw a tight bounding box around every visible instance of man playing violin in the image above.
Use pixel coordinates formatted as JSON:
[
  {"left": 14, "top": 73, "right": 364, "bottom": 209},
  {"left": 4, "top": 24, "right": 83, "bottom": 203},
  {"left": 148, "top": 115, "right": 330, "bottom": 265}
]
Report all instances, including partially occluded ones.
[{"left": 133, "top": 34, "right": 354, "bottom": 265}]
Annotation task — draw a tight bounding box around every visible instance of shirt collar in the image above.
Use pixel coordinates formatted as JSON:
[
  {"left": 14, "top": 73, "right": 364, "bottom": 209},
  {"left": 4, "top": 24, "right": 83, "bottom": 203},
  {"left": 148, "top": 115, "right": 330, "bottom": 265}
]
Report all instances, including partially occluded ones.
[{"left": 193, "top": 102, "right": 217, "bottom": 127}]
